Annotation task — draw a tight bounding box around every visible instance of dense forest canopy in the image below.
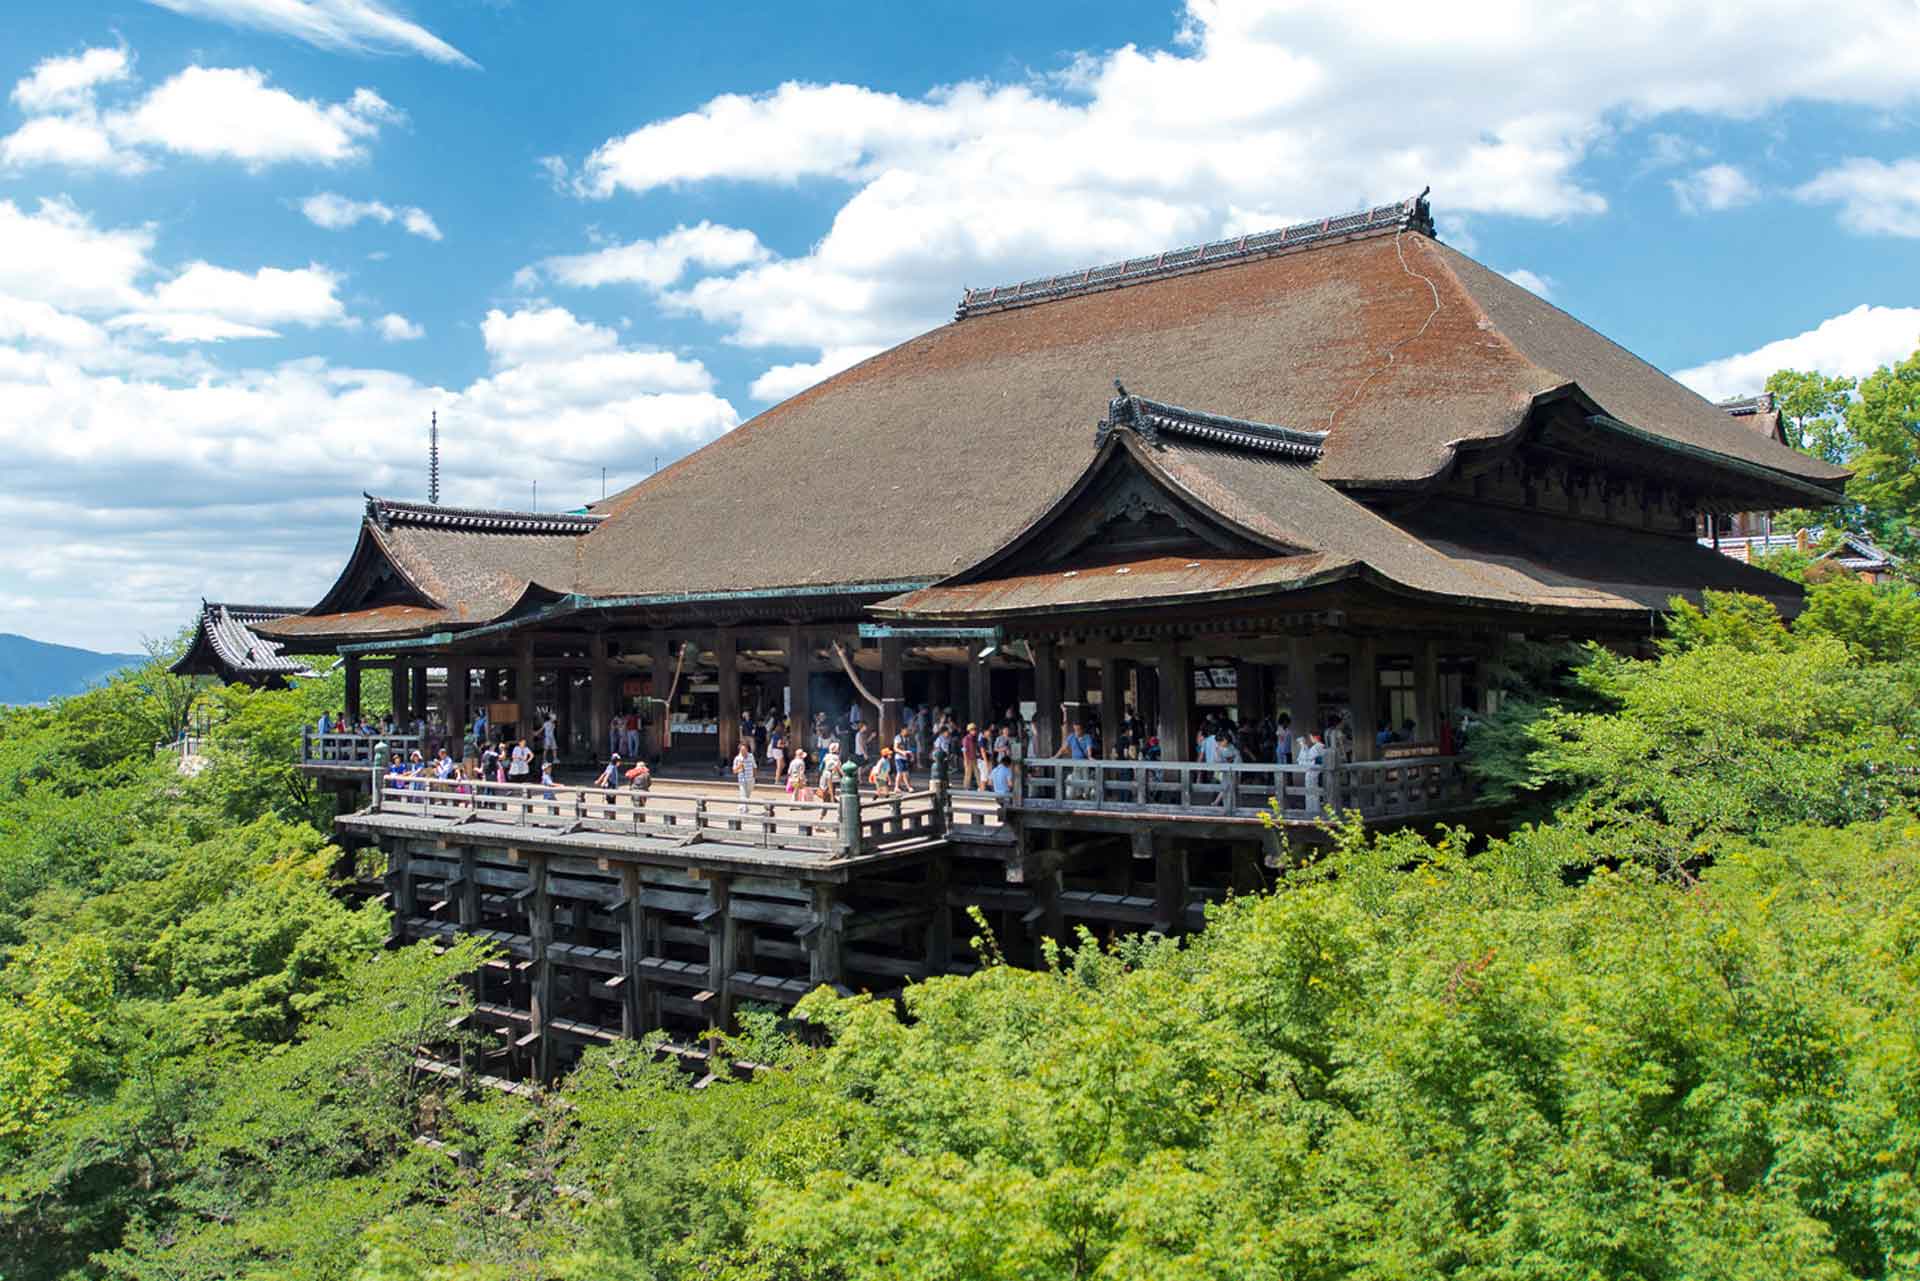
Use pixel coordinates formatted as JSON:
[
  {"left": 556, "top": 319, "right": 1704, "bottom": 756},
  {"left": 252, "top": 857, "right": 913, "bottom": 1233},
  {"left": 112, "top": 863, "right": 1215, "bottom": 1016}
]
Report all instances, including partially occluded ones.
[{"left": 7, "top": 337, "right": 1920, "bottom": 1277}]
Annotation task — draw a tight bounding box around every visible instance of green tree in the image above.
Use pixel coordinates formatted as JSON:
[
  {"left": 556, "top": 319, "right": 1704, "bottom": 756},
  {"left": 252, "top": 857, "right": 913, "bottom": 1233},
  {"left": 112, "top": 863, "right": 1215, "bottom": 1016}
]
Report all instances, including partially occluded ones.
[
  {"left": 1768, "top": 366, "right": 1857, "bottom": 465},
  {"left": 1843, "top": 343, "right": 1920, "bottom": 559}
]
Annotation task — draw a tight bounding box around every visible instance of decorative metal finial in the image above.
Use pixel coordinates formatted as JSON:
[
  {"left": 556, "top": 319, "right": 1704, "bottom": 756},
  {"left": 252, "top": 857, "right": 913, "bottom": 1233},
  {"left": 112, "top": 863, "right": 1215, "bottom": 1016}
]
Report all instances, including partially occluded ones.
[{"left": 428, "top": 410, "right": 441, "bottom": 506}]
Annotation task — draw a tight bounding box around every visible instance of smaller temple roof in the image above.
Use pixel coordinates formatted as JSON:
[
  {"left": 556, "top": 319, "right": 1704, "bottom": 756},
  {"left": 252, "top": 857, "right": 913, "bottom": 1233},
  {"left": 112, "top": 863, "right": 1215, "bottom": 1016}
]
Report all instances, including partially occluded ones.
[
  {"left": 171, "top": 602, "right": 316, "bottom": 685},
  {"left": 255, "top": 497, "right": 598, "bottom": 646},
  {"left": 879, "top": 390, "right": 1807, "bottom": 624}
]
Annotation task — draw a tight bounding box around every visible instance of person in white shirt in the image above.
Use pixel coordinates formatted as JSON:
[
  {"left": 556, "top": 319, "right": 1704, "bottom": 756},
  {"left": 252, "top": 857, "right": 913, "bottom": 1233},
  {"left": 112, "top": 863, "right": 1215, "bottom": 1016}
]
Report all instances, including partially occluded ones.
[
  {"left": 732, "top": 741, "right": 756, "bottom": 811},
  {"left": 508, "top": 738, "right": 533, "bottom": 782},
  {"left": 541, "top": 714, "right": 558, "bottom": 757}
]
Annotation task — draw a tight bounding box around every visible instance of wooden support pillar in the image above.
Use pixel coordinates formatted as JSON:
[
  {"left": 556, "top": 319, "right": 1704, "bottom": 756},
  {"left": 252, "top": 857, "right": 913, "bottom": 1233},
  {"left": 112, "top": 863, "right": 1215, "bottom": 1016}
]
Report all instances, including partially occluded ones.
[
  {"left": 806, "top": 884, "right": 845, "bottom": 987},
  {"left": 1418, "top": 636, "right": 1441, "bottom": 741},
  {"left": 589, "top": 635, "right": 610, "bottom": 759},
  {"left": 650, "top": 633, "right": 672, "bottom": 758},
  {"left": 925, "top": 855, "right": 952, "bottom": 976},
  {"left": 967, "top": 658, "right": 991, "bottom": 731},
  {"left": 879, "top": 636, "right": 904, "bottom": 747},
  {"left": 1234, "top": 659, "right": 1263, "bottom": 723},
  {"left": 411, "top": 664, "right": 429, "bottom": 728},
  {"left": 928, "top": 665, "right": 952, "bottom": 717},
  {"left": 705, "top": 874, "right": 735, "bottom": 1031},
  {"left": 456, "top": 846, "right": 481, "bottom": 1002},
  {"left": 1064, "top": 656, "right": 1086, "bottom": 703},
  {"left": 616, "top": 865, "right": 642, "bottom": 1039},
  {"left": 513, "top": 635, "right": 536, "bottom": 743},
  {"left": 1158, "top": 650, "right": 1192, "bottom": 761},
  {"left": 1288, "top": 636, "right": 1318, "bottom": 733},
  {"left": 1099, "top": 659, "right": 1123, "bottom": 756},
  {"left": 527, "top": 854, "right": 555, "bottom": 1081},
  {"left": 384, "top": 842, "right": 413, "bottom": 946},
  {"left": 447, "top": 660, "right": 469, "bottom": 754},
  {"left": 1031, "top": 639, "right": 1060, "bottom": 757},
  {"left": 389, "top": 660, "right": 408, "bottom": 723},
  {"left": 1152, "top": 838, "right": 1189, "bottom": 936},
  {"left": 344, "top": 654, "right": 363, "bottom": 722},
  {"left": 787, "top": 626, "right": 812, "bottom": 748},
  {"left": 485, "top": 668, "right": 501, "bottom": 700},
  {"left": 1351, "top": 638, "right": 1378, "bottom": 763},
  {"left": 716, "top": 629, "right": 739, "bottom": 766}
]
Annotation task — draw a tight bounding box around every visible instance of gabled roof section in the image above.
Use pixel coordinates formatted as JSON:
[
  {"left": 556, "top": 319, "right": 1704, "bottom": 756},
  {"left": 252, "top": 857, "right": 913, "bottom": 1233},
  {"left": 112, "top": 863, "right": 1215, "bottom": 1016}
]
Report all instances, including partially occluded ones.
[
  {"left": 878, "top": 391, "right": 1808, "bottom": 623},
  {"left": 170, "top": 601, "right": 315, "bottom": 685},
  {"left": 256, "top": 496, "right": 595, "bottom": 646}
]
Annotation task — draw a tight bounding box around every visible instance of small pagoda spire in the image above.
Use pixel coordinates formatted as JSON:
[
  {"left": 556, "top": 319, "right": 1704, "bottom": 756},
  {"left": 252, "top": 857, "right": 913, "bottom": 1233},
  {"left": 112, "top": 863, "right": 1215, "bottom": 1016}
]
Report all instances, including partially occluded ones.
[{"left": 428, "top": 410, "right": 441, "bottom": 505}]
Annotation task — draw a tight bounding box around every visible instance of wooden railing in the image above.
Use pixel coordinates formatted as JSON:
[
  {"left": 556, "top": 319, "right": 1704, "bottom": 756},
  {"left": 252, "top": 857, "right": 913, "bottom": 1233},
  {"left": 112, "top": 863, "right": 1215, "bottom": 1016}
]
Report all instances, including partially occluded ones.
[
  {"left": 370, "top": 772, "right": 942, "bottom": 857},
  {"left": 1018, "top": 756, "right": 1473, "bottom": 821},
  {"left": 302, "top": 730, "right": 423, "bottom": 765}
]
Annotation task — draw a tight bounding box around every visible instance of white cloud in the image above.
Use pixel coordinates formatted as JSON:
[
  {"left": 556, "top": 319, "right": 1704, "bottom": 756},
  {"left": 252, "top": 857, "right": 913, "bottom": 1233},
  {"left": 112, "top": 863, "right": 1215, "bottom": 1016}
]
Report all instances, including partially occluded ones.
[
  {"left": 0, "top": 198, "right": 152, "bottom": 311},
  {"left": 300, "top": 191, "right": 442, "bottom": 239},
  {"left": 377, "top": 312, "right": 423, "bottom": 341},
  {"left": 1674, "top": 303, "right": 1920, "bottom": 401},
  {"left": 0, "top": 276, "right": 737, "bottom": 646},
  {"left": 3, "top": 60, "right": 401, "bottom": 172},
  {"left": 1670, "top": 163, "right": 1759, "bottom": 213},
  {"left": 1500, "top": 268, "right": 1553, "bottom": 299},
  {"left": 143, "top": 0, "right": 477, "bottom": 68},
  {"left": 748, "top": 346, "right": 881, "bottom": 403},
  {"left": 558, "top": 0, "right": 1920, "bottom": 387},
  {"left": 1796, "top": 157, "right": 1920, "bottom": 237},
  {"left": 540, "top": 222, "right": 769, "bottom": 290},
  {"left": 148, "top": 262, "right": 348, "bottom": 329},
  {"left": 11, "top": 46, "right": 132, "bottom": 113}
]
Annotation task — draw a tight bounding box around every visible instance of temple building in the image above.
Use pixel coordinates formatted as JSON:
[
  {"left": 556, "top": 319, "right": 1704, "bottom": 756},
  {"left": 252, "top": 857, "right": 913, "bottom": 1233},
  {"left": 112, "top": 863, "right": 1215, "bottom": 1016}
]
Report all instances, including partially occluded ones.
[
  {"left": 206, "top": 194, "right": 1848, "bottom": 1073},
  {"left": 171, "top": 601, "right": 316, "bottom": 688}
]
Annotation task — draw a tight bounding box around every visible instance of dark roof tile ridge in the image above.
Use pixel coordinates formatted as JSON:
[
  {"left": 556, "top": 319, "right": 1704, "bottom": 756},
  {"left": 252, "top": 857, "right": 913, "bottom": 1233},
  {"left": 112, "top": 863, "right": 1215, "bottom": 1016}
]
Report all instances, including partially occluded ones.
[
  {"left": 1098, "top": 387, "right": 1326, "bottom": 461},
  {"left": 365, "top": 494, "right": 604, "bottom": 535},
  {"left": 956, "top": 190, "right": 1435, "bottom": 320}
]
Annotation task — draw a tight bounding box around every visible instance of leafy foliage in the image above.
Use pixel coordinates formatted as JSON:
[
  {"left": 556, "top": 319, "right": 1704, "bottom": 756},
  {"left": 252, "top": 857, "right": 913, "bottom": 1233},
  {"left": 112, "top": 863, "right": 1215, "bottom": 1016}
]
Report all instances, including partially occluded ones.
[{"left": 4, "top": 590, "right": 1920, "bottom": 1279}]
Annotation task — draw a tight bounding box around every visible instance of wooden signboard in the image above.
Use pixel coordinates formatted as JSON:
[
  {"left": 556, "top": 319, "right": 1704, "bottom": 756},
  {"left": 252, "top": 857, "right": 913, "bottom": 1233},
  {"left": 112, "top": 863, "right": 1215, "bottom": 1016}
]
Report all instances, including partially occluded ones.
[{"left": 488, "top": 701, "right": 520, "bottom": 725}]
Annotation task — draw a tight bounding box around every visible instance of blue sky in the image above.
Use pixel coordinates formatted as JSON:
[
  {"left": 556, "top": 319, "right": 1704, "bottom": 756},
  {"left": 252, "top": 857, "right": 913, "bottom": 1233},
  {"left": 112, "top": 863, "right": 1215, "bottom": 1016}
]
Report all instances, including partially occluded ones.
[{"left": 3, "top": 0, "right": 1919, "bottom": 649}]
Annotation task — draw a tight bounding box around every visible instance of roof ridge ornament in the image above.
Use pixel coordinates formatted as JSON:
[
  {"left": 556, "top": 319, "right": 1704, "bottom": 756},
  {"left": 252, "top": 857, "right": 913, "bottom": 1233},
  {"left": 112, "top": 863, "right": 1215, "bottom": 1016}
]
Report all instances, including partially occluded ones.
[
  {"left": 956, "top": 190, "right": 1436, "bottom": 321},
  {"left": 1095, "top": 389, "right": 1326, "bottom": 461}
]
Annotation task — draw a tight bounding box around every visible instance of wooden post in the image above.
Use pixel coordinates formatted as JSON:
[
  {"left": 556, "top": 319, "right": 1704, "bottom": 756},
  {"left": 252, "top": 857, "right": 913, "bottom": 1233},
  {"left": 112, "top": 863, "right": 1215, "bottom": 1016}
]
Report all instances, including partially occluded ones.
[
  {"left": 1418, "top": 635, "right": 1441, "bottom": 742},
  {"left": 1154, "top": 840, "right": 1189, "bottom": 935},
  {"left": 384, "top": 842, "right": 413, "bottom": 946},
  {"left": 389, "top": 660, "right": 409, "bottom": 723},
  {"left": 344, "top": 655, "right": 362, "bottom": 723},
  {"left": 1234, "top": 659, "right": 1262, "bottom": 724},
  {"left": 1032, "top": 639, "right": 1060, "bottom": 757},
  {"left": 705, "top": 874, "right": 735, "bottom": 1031},
  {"left": 1351, "top": 638, "right": 1378, "bottom": 763},
  {"left": 837, "top": 760, "right": 863, "bottom": 856},
  {"left": 806, "top": 884, "right": 845, "bottom": 986},
  {"left": 787, "top": 626, "right": 812, "bottom": 751},
  {"left": 447, "top": 660, "right": 470, "bottom": 755},
  {"left": 650, "top": 633, "right": 673, "bottom": 758},
  {"left": 589, "top": 635, "right": 610, "bottom": 759},
  {"left": 411, "top": 664, "right": 429, "bottom": 728},
  {"left": 1158, "top": 650, "right": 1192, "bottom": 761},
  {"left": 616, "top": 864, "right": 641, "bottom": 1039},
  {"left": 527, "top": 854, "right": 554, "bottom": 1081},
  {"left": 1063, "top": 655, "right": 1086, "bottom": 704},
  {"left": 485, "top": 668, "right": 501, "bottom": 700},
  {"left": 1099, "top": 659, "right": 1123, "bottom": 757},
  {"left": 967, "top": 657, "right": 991, "bottom": 732},
  {"left": 1288, "top": 636, "right": 1318, "bottom": 735},
  {"left": 716, "top": 629, "right": 739, "bottom": 768},
  {"left": 930, "top": 749, "right": 950, "bottom": 836},
  {"left": 879, "top": 636, "right": 904, "bottom": 747},
  {"left": 514, "top": 634, "right": 536, "bottom": 741},
  {"left": 925, "top": 853, "right": 952, "bottom": 976}
]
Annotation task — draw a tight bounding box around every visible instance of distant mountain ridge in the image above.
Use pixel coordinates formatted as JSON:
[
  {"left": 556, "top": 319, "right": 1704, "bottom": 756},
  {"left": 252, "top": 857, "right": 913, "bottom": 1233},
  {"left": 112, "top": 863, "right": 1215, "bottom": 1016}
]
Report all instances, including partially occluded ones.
[{"left": 0, "top": 633, "right": 145, "bottom": 705}]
